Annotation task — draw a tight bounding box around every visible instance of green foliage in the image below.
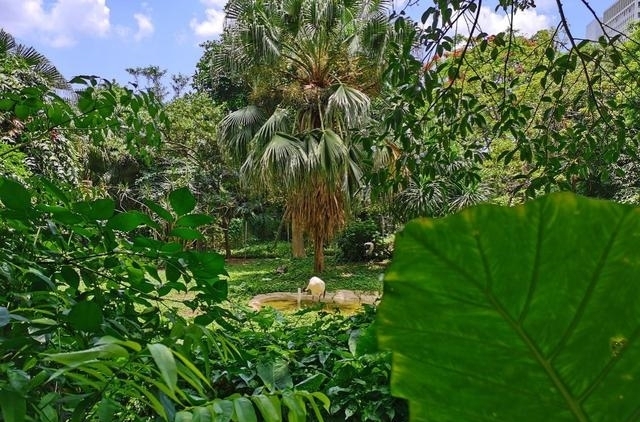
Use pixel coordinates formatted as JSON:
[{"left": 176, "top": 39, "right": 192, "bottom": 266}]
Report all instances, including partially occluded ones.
[
  {"left": 0, "top": 178, "right": 229, "bottom": 419},
  {"left": 221, "top": 307, "right": 407, "bottom": 421},
  {"left": 376, "top": 3, "right": 640, "bottom": 208},
  {"left": 0, "top": 178, "right": 331, "bottom": 421},
  {"left": 379, "top": 192, "right": 640, "bottom": 420}
]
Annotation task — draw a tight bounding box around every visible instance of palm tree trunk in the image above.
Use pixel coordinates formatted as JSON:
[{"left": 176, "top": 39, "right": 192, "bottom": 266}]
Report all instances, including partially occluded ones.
[
  {"left": 313, "top": 238, "right": 324, "bottom": 273},
  {"left": 291, "top": 216, "right": 306, "bottom": 258}
]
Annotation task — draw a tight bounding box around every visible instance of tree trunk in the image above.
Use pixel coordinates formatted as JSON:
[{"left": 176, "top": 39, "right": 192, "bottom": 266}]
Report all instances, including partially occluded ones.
[
  {"left": 291, "top": 217, "right": 306, "bottom": 258},
  {"left": 222, "top": 218, "right": 232, "bottom": 259},
  {"left": 313, "top": 238, "right": 324, "bottom": 273}
]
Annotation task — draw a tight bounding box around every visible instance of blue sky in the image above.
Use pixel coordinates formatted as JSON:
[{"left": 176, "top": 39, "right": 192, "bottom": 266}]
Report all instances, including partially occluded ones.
[{"left": 0, "top": 1, "right": 610, "bottom": 90}]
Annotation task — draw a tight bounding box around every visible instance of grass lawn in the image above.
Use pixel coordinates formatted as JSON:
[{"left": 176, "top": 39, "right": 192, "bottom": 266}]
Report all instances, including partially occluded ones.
[
  {"left": 226, "top": 254, "right": 386, "bottom": 302},
  {"left": 162, "top": 242, "right": 386, "bottom": 315}
]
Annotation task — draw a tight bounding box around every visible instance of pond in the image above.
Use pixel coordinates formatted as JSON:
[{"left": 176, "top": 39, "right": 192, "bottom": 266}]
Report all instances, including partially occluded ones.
[{"left": 248, "top": 290, "right": 381, "bottom": 314}]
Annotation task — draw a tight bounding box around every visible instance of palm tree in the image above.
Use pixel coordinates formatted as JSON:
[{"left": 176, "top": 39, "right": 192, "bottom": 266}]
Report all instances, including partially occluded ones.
[
  {"left": 216, "top": 0, "right": 391, "bottom": 272},
  {"left": 0, "top": 29, "right": 70, "bottom": 90}
]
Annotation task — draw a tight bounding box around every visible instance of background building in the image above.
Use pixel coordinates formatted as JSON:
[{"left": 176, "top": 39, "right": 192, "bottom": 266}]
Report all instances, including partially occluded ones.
[{"left": 586, "top": 0, "right": 640, "bottom": 39}]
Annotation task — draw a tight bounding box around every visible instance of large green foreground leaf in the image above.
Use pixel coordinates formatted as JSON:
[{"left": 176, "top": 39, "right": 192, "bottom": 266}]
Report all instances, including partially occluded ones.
[{"left": 378, "top": 193, "right": 640, "bottom": 421}]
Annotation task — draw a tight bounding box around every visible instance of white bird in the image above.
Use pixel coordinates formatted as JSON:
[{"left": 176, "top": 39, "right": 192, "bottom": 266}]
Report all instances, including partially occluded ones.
[
  {"left": 305, "top": 276, "right": 326, "bottom": 301},
  {"left": 364, "top": 242, "right": 374, "bottom": 256}
]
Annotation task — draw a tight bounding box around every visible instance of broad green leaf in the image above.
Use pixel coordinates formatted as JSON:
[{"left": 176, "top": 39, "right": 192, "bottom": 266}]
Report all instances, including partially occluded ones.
[
  {"left": 175, "top": 411, "right": 193, "bottom": 422},
  {"left": 0, "top": 178, "right": 31, "bottom": 211},
  {"left": 148, "top": 343, "right": 178, "bottom": 392},
  {"left": 210, "top": 399, "right": 233, "bottom": 422},
  {"left": 0, "top": 391, "right": 26, "bottom": 422},
  {"left": 169, "top": 187, "right": 196, "bottom": 217},
  {"left": 169, "top": 227, "right": 204, "bottom": 241},
  {"left": 233, "top": 397, "right": 257, "bottom": 422},
  {"left": 67, "top": 301, "right": 103, "bottom": 332},
  {"left": 73, "top": 198, "right": 115, "bottom": 220},
  {"left": 60, "top": 266, "right": 80, "bottom": 290},
  {"left": 251, "top": 395, "right": 281, "bottom": 422},
  {"left": 107, "top": 211, "right": 158, "bottom": 231},
  {"left": 175, "top": 213, "right": 213, "bottom": 228},
  {"left": 14, "top": 104, "right": 31, "bottom": 119},
  {"left": 282, "top": 391, "right": 306, "bottom": 422},
  {"left": 143, "top": 199, "right": 174, "bottom": 223},
  {"left": 191, "top": 407, "right": 212, "bottom": 422},
  {"left": 378, "top": 192, "right": 640, "bottom": 421},
  {"left": 257, "top": 360, "right": 293, "bottom": 391},
  {"left": 97, "top": 398, "right": 118, "bottom": 422}
]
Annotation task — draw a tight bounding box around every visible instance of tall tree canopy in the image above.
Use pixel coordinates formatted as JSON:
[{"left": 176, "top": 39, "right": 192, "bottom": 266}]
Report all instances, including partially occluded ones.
[{"left": 214, "top": 0, "right": 393, "bottom": 272}]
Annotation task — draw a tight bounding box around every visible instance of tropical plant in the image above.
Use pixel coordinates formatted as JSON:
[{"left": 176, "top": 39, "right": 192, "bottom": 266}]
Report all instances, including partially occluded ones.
[
  {"left": 0, "top": 29, "right": 70, "bottom": 90},
  {"left": 222, "top": 306, "right": 408, "bottom": 421},
  {"left": 214, "top": 0, "right": 393, "bottom": 272},
  {"left": 378, "top": 192, "right": 640, "bottom": 421},
  {"left": 0, "top": 177, "right": 329, "bottom": 421}
]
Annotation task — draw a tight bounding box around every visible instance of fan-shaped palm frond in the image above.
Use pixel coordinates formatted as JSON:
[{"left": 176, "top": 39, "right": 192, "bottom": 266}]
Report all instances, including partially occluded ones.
[
  {"left": 253, "top": 132, "right": 306, "bottom": 183},
  {"left": 0, "top": 29, "right": 16, "bottom": 56},
  {"left": 252, "top": 108, "right": 292, "bottom": 147},
  {"left": 0, "top": 29, "right": 70, "bottom": 90},
  {"left": 308, "top": 128, "right": 348, "bottom": 179},
  {"left": 219, "top": 105, "right": 267, "bottom": 161},
  {"left": 326, "top": 84, "right": 370, "bottom": 128}
]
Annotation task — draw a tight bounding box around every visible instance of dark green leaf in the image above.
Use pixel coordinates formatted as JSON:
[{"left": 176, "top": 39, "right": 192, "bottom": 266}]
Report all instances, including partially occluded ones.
[
  {"left": 295, "top": 373, "right": 326, "bottom": 392},
  {"left": 68, "top": 301, "right": 103, "bottom": 332},
  {"left": 97, "top": 398, "right": 118, "bottom": 422},
  {"left": 0, "top": 391, "right": 26, "bottom": 422},
  {"left": 378, "top": 193, "right": 640, "bottom": 421},
  {"left": 143, "top": 199, "right": 174, "bottom": 222},
  {"left": 78, "top": 96, "right": 95, "bottom": 113},
  {"left": 175, "top": 214, "right": 213, "bottom": 228},
  {"left": 169, "top": 227, "right": 203, "bottom": 240},
  {"left": 0, "top": 98, "right": 15, "bottom": 111},
  {"left": 169, "top": 187, "right": 196, "bottom": 216},
  {"left": 0, "top": 178, "right": 31, "bottom": 211},
  {"left": 107, "top": 211, "right": 157, "bottom": 231},
  {"left": 14, "top": 104, "right": 31, "bottom": 119},
  {"left": 165, "top": 261, "right": 182, "bottom": 283},
  {"left": 73, "top": 198, "right": 115, "bottom": 221},
  {"left": 60, "top": 266, "right": 80, "bottom": 290}
]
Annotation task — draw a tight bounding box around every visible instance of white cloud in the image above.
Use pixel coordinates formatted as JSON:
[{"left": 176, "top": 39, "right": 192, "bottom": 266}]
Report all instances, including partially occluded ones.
[
  {"left": 190, "top": 8, "right": 225, "bottom": 38},
  {"left": 200, "top": 0, "right": 227, "bottom": 8},
  {"left": 133, "top": 13, "right": 154, "bottom": 41},
  {"left": 442, "top": 5, "right": 552, "bottom": 38},
  {"left": 0, "top": 0, "right": 110, "bottom": 47}
]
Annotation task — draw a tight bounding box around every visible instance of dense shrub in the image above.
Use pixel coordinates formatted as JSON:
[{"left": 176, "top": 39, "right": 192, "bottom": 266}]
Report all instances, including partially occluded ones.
[
  {"left": 221, "top": 306, "right": 408, "bottom": 421},
  {"left": 335, "top": 219, "right": 386, "bottom": 262}
]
